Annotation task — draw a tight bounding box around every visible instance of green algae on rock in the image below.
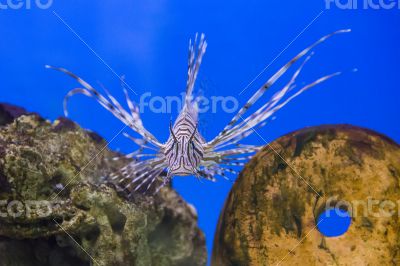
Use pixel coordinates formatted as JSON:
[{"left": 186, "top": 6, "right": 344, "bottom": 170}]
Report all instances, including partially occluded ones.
[
  {"left": 212, "top": 125, "right": 400, "bottom": 266},
  {"left": 0, "top": 103, "right": 206, "bottom": 266}
]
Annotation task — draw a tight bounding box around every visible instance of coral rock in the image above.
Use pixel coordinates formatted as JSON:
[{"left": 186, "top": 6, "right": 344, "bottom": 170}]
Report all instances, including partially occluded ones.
[{"left": 0, "top": 103, "right": 207, "bottom": 266}]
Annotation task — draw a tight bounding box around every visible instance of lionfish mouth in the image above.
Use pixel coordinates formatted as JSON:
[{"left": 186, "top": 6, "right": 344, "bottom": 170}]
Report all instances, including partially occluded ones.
[
  {"left": 170, "top": 171, "right": 193, "bottom": 176},
  {"left": 171, "top": 172, "right": 193, "bottom": 176}
]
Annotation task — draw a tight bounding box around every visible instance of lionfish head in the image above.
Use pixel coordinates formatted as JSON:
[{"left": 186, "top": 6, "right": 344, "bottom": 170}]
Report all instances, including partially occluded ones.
[{"left": 164, "top": 120, "right": 204, "bottom": 176}]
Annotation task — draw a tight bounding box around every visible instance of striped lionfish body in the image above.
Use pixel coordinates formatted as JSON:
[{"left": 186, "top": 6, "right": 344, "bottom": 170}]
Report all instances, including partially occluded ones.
[
  {"left": 47, "top": 29, "right": 349, "bottom": 195},
  {"left": 164, "top": 105, "right": 205, "bottom": 176}
]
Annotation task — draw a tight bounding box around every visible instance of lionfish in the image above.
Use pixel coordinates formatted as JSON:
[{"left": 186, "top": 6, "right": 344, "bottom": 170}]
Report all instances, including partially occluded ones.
[{"left": 47, "top": 29, "right": 349, "bottom": 195}]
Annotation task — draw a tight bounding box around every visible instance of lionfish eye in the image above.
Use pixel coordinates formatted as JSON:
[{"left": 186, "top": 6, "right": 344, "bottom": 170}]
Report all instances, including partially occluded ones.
[{"left": 189, "top": 124, "right": 197, "bottom": 142}]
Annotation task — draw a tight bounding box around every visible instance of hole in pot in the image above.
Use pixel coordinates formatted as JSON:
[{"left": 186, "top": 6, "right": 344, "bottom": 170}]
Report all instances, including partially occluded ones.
[{"left": 317, "top": 207, "right": 351, "bottom": 237}]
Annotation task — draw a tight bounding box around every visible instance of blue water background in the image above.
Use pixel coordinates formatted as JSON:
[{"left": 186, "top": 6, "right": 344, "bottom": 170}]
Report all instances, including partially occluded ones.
[{"left": 1, "top": 1, "right": 399, "bottom": 261}]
